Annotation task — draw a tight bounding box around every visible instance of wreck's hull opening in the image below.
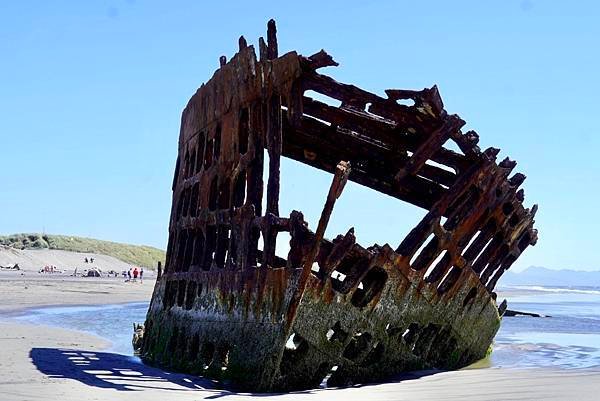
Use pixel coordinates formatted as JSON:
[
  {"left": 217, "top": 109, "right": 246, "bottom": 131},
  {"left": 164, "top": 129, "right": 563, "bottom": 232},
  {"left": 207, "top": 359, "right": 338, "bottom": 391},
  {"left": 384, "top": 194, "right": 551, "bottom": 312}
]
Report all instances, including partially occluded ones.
[{"left": 140, "top": 20, "right": 538, "bottom": 392}]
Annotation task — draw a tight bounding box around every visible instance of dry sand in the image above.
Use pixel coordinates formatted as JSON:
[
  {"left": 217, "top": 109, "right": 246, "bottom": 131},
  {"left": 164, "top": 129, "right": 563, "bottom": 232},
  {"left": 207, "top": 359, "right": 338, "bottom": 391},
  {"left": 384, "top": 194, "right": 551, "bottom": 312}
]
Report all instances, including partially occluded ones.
[
  {"left": 1, "top": 270, "right": 599, "bottom": 400},
  {"left": 0, "top": 271, "right": 154, "bottom": 313},
  {"left": 0, "top": 247, "right": 155, "bottom": 312},
  {"left": 0, "top": 247, "right": 141, "bottom": 273}
]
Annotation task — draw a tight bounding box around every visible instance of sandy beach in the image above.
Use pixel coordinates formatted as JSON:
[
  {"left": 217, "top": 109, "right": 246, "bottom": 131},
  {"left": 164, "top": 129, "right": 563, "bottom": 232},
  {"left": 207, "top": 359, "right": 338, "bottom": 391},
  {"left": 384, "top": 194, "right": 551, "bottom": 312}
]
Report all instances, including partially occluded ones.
[
  {"left": 0, "top": 271, "right": 597, "bottom": 401},
  {"left": 0, "top": 271, "right": 154, "bottom": 313},
  {"left": 0, "top": 247, "right": 156, "bottom": 313}
]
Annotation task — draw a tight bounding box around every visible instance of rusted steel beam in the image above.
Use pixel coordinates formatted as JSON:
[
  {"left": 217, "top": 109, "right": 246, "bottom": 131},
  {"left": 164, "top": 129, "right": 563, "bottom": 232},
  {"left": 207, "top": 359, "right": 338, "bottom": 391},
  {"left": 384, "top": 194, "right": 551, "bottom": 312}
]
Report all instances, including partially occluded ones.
[
  {"left": 395, "top": 115, "right": 465, "bottom": 181},
  {"left": 286, "top": 161, "right": 351, "bottom": 329},
  {"left": 267, "top": 19, "right": 278, "bottom": 60},
  {"left": 301, "top": 50, "right": 339, "bottom": 70},
  {"left": 264, "top": 92, "right": 282, "bottom": 267},
  {"left": 307, "top": 161, "right": 352, "bottom": 270},
  {"left": 284, "top": 113, "right": 457, "bottom": 186}
]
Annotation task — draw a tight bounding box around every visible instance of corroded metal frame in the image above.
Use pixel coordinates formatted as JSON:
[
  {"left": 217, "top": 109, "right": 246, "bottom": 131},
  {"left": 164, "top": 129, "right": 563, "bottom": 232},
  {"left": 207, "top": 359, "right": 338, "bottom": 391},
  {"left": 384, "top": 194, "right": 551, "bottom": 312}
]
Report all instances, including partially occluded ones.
[{"left": 141, "top": 20, "right": 538, "bottom": 391}]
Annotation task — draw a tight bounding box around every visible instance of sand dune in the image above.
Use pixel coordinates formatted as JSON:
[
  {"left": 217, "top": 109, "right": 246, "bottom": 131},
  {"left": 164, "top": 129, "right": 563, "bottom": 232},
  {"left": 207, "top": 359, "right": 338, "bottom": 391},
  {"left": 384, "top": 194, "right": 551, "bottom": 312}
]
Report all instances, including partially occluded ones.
[
  {"left": 0, "top": 248, "right": 156, "bottom": 313},
  {"left": 0, "top": 247, "right": 138, "bottom": 274}
]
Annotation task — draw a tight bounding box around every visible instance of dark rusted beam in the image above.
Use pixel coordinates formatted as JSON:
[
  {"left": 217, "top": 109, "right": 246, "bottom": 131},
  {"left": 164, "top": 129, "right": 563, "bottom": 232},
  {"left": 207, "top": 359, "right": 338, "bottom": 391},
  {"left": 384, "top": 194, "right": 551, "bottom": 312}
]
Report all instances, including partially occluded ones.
[
  {"left": 301, "top": 50, "right": 339, "bottom": 70},
  {"left": 281, "top": 133, "right": 446, "bottom": 211},
  {"left": 297, "top": 96, "right": 471, "bottom": 171},
  {"left": 264, "top": 92, "right": 282, "bottom": 267},
  {"left": 284, "top": 113, "right": 457, "bottom": 187},
  {"left": 306, "top": 161, "right": 352, "bottom": 272},
  {"left": 267, "top": 19, "right": 278, "bottom": 60},
  {"left": 395, "top": 115, "right": 465, "bottom": 181},
  {"left": 263, "top": 20, "right": 283, "bottom": 267},
  {"left": 286, "top": 161, "right": 351, "bottom": 329}
]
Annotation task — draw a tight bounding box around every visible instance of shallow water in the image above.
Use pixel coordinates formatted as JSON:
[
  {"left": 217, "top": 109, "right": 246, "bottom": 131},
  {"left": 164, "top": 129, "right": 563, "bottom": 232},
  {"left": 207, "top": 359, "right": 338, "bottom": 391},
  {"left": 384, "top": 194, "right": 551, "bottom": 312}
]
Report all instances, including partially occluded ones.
[
  {"left": 493, "top": 287, "right": 600, "bottom": 369},
  {"left": 13, "top": 286, "right": 600, "bottom": 370},
  {"left": 14, "top": 302, "right": 149, "bottom": 355}
]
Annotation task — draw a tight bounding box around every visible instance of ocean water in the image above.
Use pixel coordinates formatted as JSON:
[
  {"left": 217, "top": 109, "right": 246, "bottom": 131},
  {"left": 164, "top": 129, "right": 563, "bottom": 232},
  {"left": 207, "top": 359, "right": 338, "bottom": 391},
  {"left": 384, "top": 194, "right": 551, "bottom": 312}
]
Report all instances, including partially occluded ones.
[
  {"left": 14, "top": 302, "right": 149, "bottom": 355},
  {"left": 492, "top": 286, "right": 600, "bottom": 369},
  {"left": 12, "top": 286, "right": 600, "bottom": 370}
]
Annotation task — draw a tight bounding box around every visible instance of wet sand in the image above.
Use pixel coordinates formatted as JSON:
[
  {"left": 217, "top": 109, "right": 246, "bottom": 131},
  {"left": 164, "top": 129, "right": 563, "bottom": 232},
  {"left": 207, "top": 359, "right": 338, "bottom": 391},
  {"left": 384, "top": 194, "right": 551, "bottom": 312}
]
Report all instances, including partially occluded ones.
[
  {"left": 0, "top": 271, "right": 154, "bottom": 313},
  {"left": 1, "top": 272, "right": 599, "bottom": 400}
]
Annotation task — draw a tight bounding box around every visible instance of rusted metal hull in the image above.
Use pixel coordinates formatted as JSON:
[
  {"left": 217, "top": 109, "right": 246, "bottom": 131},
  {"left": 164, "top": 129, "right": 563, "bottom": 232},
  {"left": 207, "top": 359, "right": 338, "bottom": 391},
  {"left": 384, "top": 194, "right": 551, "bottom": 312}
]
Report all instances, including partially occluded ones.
[{"left": 141, "top": 20, "right": 538, "bottom": 391}]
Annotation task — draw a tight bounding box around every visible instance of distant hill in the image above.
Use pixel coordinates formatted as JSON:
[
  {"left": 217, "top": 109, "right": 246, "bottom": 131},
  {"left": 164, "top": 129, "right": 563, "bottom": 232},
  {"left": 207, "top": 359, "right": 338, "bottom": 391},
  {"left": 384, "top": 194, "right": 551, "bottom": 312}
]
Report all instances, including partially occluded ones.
[
  {"left": 500, "top": 266, "right": 600, "bottom": 288},
  {"left": 0, "top": 233, "right": 165, "bottom": 269}
]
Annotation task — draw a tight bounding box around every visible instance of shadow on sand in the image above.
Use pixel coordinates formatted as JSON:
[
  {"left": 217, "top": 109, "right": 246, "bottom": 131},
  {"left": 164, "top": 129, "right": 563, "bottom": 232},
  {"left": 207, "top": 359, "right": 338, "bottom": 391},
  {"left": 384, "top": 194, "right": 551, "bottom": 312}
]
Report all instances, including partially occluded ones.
[
  {"left": 30, "top": 347, "right": 441, "bottom": 396},
  {"left": 30, "top": 347, "right": 221, "bottom": 393}
]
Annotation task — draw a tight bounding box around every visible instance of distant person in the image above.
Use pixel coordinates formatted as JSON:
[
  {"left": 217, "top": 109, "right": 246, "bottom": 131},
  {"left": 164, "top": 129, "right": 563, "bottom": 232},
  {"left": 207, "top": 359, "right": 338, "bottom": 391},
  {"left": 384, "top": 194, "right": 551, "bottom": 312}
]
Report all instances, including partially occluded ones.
[
  {"left": 85, "top": 257, "right": 88, "bottom": 263},
  {"left": 90, "top": 257, "right": 94, "bottom": 263},
  {"left": 127, "top": 269, "right": 132, "bottom": 281},
  {"left": 139, "top": 268, "right": 144, "bottom": 283},
  {"left": 133, "top": 267, "right": 139, "bottom": 280}
]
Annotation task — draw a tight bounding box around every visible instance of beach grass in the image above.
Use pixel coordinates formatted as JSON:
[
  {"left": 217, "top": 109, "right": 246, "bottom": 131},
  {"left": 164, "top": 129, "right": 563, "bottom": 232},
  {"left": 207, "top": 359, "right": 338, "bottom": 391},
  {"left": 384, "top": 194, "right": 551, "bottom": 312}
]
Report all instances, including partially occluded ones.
[{"left": 0, "top": 233, "right": 165, "bottom": 269}]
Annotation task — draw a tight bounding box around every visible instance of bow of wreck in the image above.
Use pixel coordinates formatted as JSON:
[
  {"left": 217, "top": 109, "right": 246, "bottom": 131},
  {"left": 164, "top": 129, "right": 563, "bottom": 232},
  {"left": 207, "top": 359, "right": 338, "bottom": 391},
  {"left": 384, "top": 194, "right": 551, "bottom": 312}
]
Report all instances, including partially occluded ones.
[{"left": 140, "top": 20, "right": 538, "bottom": 391}]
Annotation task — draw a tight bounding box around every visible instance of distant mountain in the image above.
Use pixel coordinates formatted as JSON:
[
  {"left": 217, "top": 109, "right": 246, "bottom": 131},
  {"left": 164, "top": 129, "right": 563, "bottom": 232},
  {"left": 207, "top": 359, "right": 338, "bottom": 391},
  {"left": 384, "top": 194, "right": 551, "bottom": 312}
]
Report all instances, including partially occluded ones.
[
  {"left": 499, "top": 266, "right": 600, "bottom": 288},
  {"left": 0, "top": 233, "right": 165, "bottom": 269}
]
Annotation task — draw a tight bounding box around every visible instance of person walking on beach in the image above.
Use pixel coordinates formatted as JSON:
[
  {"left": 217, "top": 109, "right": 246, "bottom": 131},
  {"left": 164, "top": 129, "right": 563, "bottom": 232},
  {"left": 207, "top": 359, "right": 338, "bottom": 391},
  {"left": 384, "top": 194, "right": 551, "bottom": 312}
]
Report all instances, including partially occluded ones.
[
  {"left": 139, "top": 268, "right": 144, "bottom": 283},
  {"left": 133, "top": 267, "right": 139, "bottom": 280},
  {"left": 127, "top": 269, "right": 131, "bottom": 281}
]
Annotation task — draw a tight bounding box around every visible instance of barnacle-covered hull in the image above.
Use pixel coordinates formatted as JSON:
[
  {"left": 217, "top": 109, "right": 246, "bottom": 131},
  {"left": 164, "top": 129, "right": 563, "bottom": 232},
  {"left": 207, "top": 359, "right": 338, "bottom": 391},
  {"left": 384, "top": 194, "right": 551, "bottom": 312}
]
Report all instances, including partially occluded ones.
[{"left": 140, "top": 21, "right": 537, "bottom": 391}]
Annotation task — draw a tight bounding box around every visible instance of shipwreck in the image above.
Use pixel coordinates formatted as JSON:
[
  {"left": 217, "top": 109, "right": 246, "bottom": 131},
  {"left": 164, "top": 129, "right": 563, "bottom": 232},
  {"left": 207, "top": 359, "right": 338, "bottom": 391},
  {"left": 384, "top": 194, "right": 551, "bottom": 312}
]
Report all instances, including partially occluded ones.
[{"left": 140, "top": 20, "right": 538, "bottom": 391}]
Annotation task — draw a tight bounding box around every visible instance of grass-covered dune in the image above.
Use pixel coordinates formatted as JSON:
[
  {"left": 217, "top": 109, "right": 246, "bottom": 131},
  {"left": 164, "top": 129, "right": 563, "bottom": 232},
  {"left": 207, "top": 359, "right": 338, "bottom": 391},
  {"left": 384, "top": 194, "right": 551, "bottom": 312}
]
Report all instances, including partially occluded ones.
[{"left": 0, "top": 233, "right": 165, "bottom": 269}]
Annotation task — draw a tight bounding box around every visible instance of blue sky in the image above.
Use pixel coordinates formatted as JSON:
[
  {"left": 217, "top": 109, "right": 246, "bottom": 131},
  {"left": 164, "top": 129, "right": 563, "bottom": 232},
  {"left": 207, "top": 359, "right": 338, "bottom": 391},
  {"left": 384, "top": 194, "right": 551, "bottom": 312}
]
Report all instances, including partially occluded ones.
[{"left": 1, "top": 1, "right": 598, "bottom": 271}]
